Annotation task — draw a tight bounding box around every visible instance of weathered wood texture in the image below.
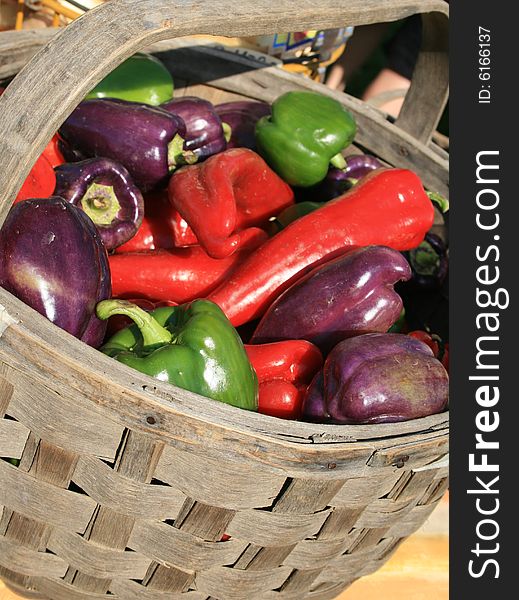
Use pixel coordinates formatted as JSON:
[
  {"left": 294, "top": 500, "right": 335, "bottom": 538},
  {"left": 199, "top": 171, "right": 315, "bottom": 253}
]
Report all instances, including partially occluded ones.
[{"left": 0, "top": 0, "right": 448, "bottom": 598}]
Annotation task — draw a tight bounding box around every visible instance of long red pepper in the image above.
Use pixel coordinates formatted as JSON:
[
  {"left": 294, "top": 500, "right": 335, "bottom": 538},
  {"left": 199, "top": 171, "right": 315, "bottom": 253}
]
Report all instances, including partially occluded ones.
[
  {"left": 109, "top": 244, "right": 258, "bottom": 304},
  {"left": 208, "top": 168, "right": 435, "bottom": 326}
]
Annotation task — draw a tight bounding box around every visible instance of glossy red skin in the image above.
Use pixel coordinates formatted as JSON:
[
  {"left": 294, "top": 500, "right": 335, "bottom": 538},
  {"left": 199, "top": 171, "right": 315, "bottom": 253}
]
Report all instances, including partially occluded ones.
[
  {"left": 14, "top": 154, "right": 55, "bottom": 203},
  {"left": 207, "top": 168, "right": 434, "bottom": 327},
  {"left": 258, "top": 380, "right": 305, "bottom": 420},
  {"left": 42, "top": 134, "right": 66, "bottom": 168},
  {"left": 251, "top": 245, "right": 411, "bottom": 353},
  {"left": 245, "top": 340, "right": 322, "bottom": 420},
  {"left": 109, "top": 245, "right": 256, "bottom": 304},
  {"left": 245, "top": 340, "right": 323, "bottom": 384},
  {"left": 302, "top": 333, "right": 449, "bottom": 424},
  {"left": 0, "top": 197, "right": 111, "bottom": 347},
  {"left": 168, "top": 148, "right": 293, "bottom": 259}
]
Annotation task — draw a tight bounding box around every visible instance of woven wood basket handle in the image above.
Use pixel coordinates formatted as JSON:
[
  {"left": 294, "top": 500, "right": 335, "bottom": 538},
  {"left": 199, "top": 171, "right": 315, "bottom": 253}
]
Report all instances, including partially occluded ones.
[{"left": 0, "top": 0, "right": 448, "bottom": 228}]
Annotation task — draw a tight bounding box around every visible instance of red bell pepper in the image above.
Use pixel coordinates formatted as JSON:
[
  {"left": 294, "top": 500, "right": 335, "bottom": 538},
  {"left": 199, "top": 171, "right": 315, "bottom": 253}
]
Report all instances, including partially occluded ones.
[
  {"left": 15, "top": 153, "right": 56, "bottom": 203},
  {"left": 168, "top": 147, "right": 294, "bottom": 259},
  {"left": 208, "top": 168, "right": 435, "bottom": 326},
  {"left": 245, "top": 340, "right": 323, "bottom": 419},
  {"left": 109, "top": 242, "right": 261, "bottom": 305}
]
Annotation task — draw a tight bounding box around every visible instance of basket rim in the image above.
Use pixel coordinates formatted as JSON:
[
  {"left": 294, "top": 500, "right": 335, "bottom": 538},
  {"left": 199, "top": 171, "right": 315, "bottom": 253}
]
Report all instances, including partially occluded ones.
[{"left": 0, "top": 287, "right": 449, "bottom": 451}]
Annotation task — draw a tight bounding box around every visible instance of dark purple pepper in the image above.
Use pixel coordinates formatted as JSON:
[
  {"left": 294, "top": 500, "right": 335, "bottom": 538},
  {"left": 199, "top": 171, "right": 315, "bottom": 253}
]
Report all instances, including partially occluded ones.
[
  {"left": 403, "top": 232, "right": 449, "bottom": 290},
  {"left": 161, "top": 96, "right": 228, "bottom": 160},
  {"left": 215, "top": 100, "right": 271, "bottom": 150},
  {"left": 53, "top": 158, "right": 144, "bottom": 250},
  {"left": 251, "top": 246, "right": 411, "bottom": 353},
  {"left": 59, "top": 98, "right": 195, "bottom": 192},
  {"left": 295, "top": 154, "right": 384, "bottom": 203},
  {"left": 300, "top": 371, "right": 329, "bottom": 423},
  {"left": 0, "top": 197, "right": 111, "bottom": 347},
  {"left": 306, "top": 333, "right": 449, "bottom": 424}
]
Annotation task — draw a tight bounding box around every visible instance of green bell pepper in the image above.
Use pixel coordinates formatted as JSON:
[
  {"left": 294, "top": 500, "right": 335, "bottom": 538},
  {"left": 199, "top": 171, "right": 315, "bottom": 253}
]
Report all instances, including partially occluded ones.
[
  {"left": 96, "top": 299, "right": 258, "bottom": 410},
  {"left": 86, "top": 53, "right": 174, "bottom": 106},
  {"left": 255, "top": 91, "right": 356, "bottom": 187}
]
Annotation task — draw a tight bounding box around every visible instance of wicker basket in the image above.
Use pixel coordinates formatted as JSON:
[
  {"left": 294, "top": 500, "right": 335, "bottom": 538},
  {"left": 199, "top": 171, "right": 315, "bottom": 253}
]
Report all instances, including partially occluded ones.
[{"left": 0, "top": 1, "right": 449, "bottom": 598}]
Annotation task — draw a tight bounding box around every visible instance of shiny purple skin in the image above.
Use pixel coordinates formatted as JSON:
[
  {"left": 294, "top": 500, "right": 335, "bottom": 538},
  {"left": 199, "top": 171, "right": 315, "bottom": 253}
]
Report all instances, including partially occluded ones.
[
  {"left": 161, "top": 96, "right": 227, "bottom": 160},
  {"left": 0, "top": 197, "right": 111, "bottom": 347},
  {"left": 59, "top": 98, "right": 187, "bottom": 192},
  {"left": 53, "top": 158, "right": 144, "bottom": 250},
  {"left": 295, "top": 154, "right": 384, "bottom": 202},
  {"left": 215, "top": 100, "right": 271, "bottom": 150},
  {"left": 306, "top": 333, "right": 449, "bottom": 424},
  {"left": 301, "top": 371, "right": 329, "bottom": 423},
  {"left": 251, "top": 246, "right": 412, "bottom": 353}
]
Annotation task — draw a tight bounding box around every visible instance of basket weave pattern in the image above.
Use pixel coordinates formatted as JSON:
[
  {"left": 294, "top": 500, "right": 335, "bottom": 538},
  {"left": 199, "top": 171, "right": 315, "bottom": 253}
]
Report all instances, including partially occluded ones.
[{"left": 0, "top": 361, "right": 448, "bottom": 600}]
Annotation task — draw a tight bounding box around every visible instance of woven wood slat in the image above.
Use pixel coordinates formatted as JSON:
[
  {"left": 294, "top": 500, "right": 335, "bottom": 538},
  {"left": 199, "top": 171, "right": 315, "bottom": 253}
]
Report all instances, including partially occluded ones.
[
  {"left": 0, "top": 535, "right": 68, "bottom": 578},
  {"left": 46, "top": 528, "right": 153, "bottom": 580},
  {"left": 195, "top": 565, "right": 293, "bottom": 599},
  {"left": 279, "top": 567, "right": 325, "bottom": 595},
  {"left": 226, "top": 509, "right": 331, "bottom": 547},
  {"left": 128, "top": 520, "right": 248, "bottom": 572},
  {"left": 5, "top": 371, "right": 124, "bottom": 461},
  {"left": 0, "top": 374, "right": 14, "bottom": 417},
  {"left": 327, "top": 472, "right": 401, "bottom": 508},
  {"left": 283, "top": 539, "right": 351, "bottom": 570},
  {"left": 175, "top": 500, "right": 236, "bottom": 542},
  {"left": 306, "top": 582, "right": 353, "bottom": 600},
  {"left": 143, "top": 563, "right": 196, "bottom": 593},
  {"left": 355, "top": 497, "right": 417, "bottom": 529},
  {"left": 316, "top": 508, "right": 365, "bottom": 541},
  {"left": 0, "top": 459, "right": 95, "bottom": 533},
  {"left": 419, "top": 476, "right": 450, "bottom": 505},
  {"left": 35, "top": 577, "right": 122, "bottom": 600},
  {"left": 72, "top": 455, "right": 186, "bottom": 520},
  {"left": 0, "top": 419, "right": 29, "bottom": 458},
  {"left": 367, "top": 435, "right": 449, "bottom": 469},
  {"left": 109, "top": 580, "right": 208, "bottom": 600},
  {"left": 155, "top": 444, "right": 286, "bottom": 510},
  {"left": 385, "top": 503, "right": 441, "bottom": 538},
  {"left": 233, "top": 543, "right": 297, "bottom": 571},
  {"left": 69, "top": 431, "right": 163, "bottom": 593},
  {"left": 385, "top": 469, "right": 438, "bottom": 502},
  {"left": 272, "top": 479, "right": 346, "bottom": 515}
]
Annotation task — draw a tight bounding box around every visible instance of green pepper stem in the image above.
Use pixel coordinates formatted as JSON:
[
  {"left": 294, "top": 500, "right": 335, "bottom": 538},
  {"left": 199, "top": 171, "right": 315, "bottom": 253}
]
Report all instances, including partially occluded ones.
[
  {"left": 222, "top": 122, "right": 232, "bottom": 143},
  {"left": 329, "top": 152, "right": 347, "bottom": 170},
  {"left": 168, "top": 133, "right": 198, "bottom": 171},
  {"left": 427, "top": 190, "right": 449, "bottom": 213},
  {"left": 96, "top": 299, "right": 173, "bottom": 347}
]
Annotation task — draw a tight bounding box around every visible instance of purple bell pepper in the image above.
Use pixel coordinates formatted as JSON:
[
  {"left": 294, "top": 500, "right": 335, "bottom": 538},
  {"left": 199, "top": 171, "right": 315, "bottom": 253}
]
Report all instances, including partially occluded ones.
[
  {"left": 295, "top": 154, "right": 384, "bottom": 203},
  {"left": 59, "top": 98, "right": 196, "bottom": 192},
  {"left": 53, "top": 157, "right": 144, "bottom": 250},
  {"left": 251, "top": 245, "right": 411, "bottom": 353},
  {"left": 215, "top": 100, "right": 271, "bottom": 150},
  {"left": 0, "top": 197, "right": 111, "bottom": 347},
  {"left": 301, "top": 333, "right": 449, "bottom": 424},
  {"left": 161, "top": 96, "right": 229, "bottom": 160}
]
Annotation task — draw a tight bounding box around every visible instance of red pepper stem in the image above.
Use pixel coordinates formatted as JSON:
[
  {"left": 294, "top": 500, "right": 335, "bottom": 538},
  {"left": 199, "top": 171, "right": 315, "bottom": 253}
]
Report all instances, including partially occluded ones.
[
  {"left": 96, "top": 299, "right": 173, "bottom": 347},
  {"left": 329, "top": 152, "right": 347, "bottom": 170},
  {"left": 222, "top": 122, "right": 232, "bottom": 143}
]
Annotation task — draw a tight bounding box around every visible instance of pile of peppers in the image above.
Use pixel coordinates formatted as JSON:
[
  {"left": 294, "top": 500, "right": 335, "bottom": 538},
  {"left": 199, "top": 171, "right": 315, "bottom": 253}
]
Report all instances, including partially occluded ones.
[{"left": 0, "top": 52, "right": 449, "bottom": 423}]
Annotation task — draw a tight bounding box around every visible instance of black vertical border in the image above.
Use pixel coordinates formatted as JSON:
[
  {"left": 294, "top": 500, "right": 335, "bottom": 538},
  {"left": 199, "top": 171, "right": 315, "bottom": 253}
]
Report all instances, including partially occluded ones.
[{"left": 450, "top": 1, "right": 514, "bottom": 597}]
